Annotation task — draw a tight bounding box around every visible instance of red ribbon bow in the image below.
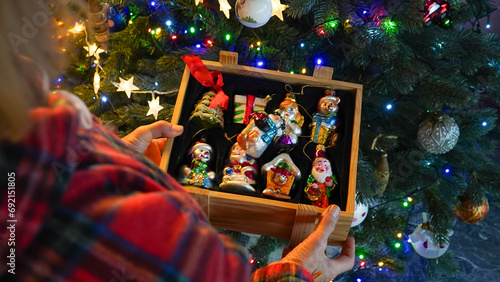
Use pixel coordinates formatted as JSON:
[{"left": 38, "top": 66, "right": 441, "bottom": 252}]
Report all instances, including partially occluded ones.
[{"left": 181, "top": 55, "right": 229, "bottom": 110}]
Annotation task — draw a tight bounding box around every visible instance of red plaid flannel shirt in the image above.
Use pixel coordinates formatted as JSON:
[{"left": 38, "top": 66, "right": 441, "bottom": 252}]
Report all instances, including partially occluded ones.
[{"left": 0, "top": 92, "right": 312, "bottom": 281}]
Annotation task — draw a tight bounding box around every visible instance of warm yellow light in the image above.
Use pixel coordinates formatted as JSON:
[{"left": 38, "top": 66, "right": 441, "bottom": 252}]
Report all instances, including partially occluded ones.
[
  {"left": 301, "top": 68, "right": 306, "bottom": 74},
  {"left": 156, "top": 28, "right": 161, "bottom": 34},
  {"left": 129, "top": 20, "right": 133, "bottom": 24},
  {"left": 397, "top": 233, "right": 402, "bottom": 238},
  {"left": 407, "top": 197, "right": 413, "bottom": 202},
  {"left": 257, "top": 41, "right": 261, "bottom": 46},
  {"left": 378, "top": 262, "right": 384, "bottom": 267}
]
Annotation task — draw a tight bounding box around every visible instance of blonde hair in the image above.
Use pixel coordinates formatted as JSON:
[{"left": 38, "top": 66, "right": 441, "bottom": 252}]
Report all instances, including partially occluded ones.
[{"left": 0, "top": 0, "right": 84, "bottom": 142}]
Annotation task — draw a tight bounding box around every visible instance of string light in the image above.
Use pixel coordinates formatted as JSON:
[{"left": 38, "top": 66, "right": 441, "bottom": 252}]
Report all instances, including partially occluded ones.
[
  {"left": 397, "top": 233, "right": 402, "bottom": 238},
  {"left": 403, "top": 201, "right": 409, "bottom": 207},
  {"left": 444, "top": 168, "right": 450, "bottom": 174},
  {"left": 150, "top": 1, "right": 155, "bottom": 6},
  {"left": 300, "top": 43, "right": 305, "bottom": 48},
  {"left": 407, "top": 197, "right": 413, "bottom": 202},
  {"left": 316, "top": 58, "right": 322, "bottom": 65},
  {"left": 426, "top": 161, "right": 431, "bottom": 165},
  {"left": 256, "top": 47, "right": 261, "bottom": 51},
  {"left": 156, "top": 28, "right": 161, "bottom": 34},
  {"left": 166, "top": 20, "right": 172, "bottom": 26},
  {"left": 171, "top": 35, "right": 177, "bottom": 40},
  {"left": 101, "top": 96, "right": 108, "bottom": 102},
  {"left": 129, "top": 20, "right": 133, "bottom": 24},
  {"left": 257, "top": 41, "right": 261, "bottom": 46},
  {"left": 357, "top": 279, "right": 362, "bottom": 282},
  {"left": 301, "top": 68, "right": 306, "bottom": 74},
  {"left": 358, "top": 254, "right": 364, "bottom": 259},
  {"left": 395, "top": 242, "right": 401, "bottom": 248},
  {"left": 189, "top": 27, "right": 196, "bottom": 33},
  {"left": 257, "top": 61, "right": 264, "bottom": 67},
  {"left": 290, "top": 70, "right": 295, "bottom": 74},
  {"left": 482, "top": 121, "right": 488, "bottom": 126},
  {"left": 386, "top": 104, "right": 393, "bottom": 110},
  {"left": 148, "top": 28, "right": 152, "bottom": 33},
  {"left": 378, "top": 268, "right": 383, "bottom": 271},
  {"left": 196, "top": 44, "right": 201, "bottom": 48},
  {"left": 225, "top": 34, "right": 231, "bottom": 41},
  {"left": 250, "top": 258, "right": 255, "bottom": 264},
  {"left": 360, "top": 261, "right": 366, "bottom": 267},
  {"left": 378, "top": 262, "right": 384, "bottom": 267},
  {"left": 206, "top": 39, "right": 213, "bottom": 46}
]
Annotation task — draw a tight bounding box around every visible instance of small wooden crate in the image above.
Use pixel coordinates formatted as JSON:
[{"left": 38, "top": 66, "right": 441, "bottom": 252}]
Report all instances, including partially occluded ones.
[{"left": 160, "top": 52, "right": 363, "bottom": 247}]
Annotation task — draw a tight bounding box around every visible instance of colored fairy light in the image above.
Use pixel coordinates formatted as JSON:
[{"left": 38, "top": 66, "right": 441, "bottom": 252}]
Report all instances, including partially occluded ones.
[
  {"left": 403, "top": 201, "right": 409, "bottom": 207},
  {"left": 166, "top": 20, "right": 172, "bottom": 26},
  {"left": 359, "top": 254, "right": 364, "bottom": 259},
  {"left": 316, "top": 58, "right": 322, "bottom": 65},
  {"left": 129, "top": 20, "right": 133, "bottom": 24},
  {"left": 382, "top": 19, "right": 397, "bottom": 35},
  {"left": 56, "top": 77, "right": 63, "bottom": 83},
  {"left": 257, "top": 41, "right": 261, "bottom": 46},
  {"left": 300, "top": 43, "right": 305, "bottom": 48},
  {"left": 482, "top": 121, "right": 488, "bottom": 126},
  {"left": 330, "top": 20, "right": 339, "bottom": 29},
  {"left": 360, "top": 261, "right": 366, "bottom": 267},
  {"left": 189, "top": 27, "right": 195, "bottom": 33},
  {"left": 101, "top": 96, "right": 108, "bottom": 102},
  {"left": 171, "top": 35, "right": 177, "bottom": 40},
  {"left": 378, "top": 262, "right": 384, "bottom": 267},
  {"left": 357, "top": 279, "right": 362, "bottom": 282},
  {"left": 407, "top": 238, "right": 412, "bottom": 243},
  {"left": 443, "top": 18, "right": 451, "bottom": 27},
  {"left": 290, "top": 70, "right": 295, "bottom": 74},
  {"left": 386, "top": 104, "right": 393, "bottom": 110},
  {"left": 226, "top": 34, "right": 231, "bottom": 41},
  {"left": 256, "top": 47, "right": 261, "bottom": 51},
  {"left": 148, "top": 28, "right": 152, "bottom": 33},
  {"left": 151, "top": 30, "right": 155, "bottom": 35},
  {"left": 250, "top": 44, "right": 254, "bottom": 48},
  {"left": 301, "top": 68, "right": 306, "bottom": 74},
  {"left": 395, "top": 242, "right": 401, "bottom": 248},
  {"left": 407, "top": 197, "right": 413, "bottom": 202},
  {"left": 257, "top": 61, "right": 264, "bottom": 67},
  {"left": 445, "top": 168, "right": 450, "bottom": 173},
  {"left": 397, "top": 233, "right": 402, "bottom": 238},
  {"left": 250, "top": 258, "right": 255, "bottom": 264},
  {"left": 196, "top": 44, "right": 201, "bottom": 48},
  {"left": 150, "top": 1, "right": 155, "bottom": 6},
  {"left": 486, "top": 23, "right": 491, "bottom": 29},
  {"left": 363, "top": 10, "right": 368, "bottom": 14},
  {"left": 426, "top": 161, "right": 431, "bottom": 165},
  {"left": 206, "top": 39, "right": 213, "bottom": 46},
  {"left": 379, "top": 268, "right": 383, "bottom": 271}
]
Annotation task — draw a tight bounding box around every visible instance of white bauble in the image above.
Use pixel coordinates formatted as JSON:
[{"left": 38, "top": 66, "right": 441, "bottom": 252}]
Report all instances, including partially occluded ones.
[
  {"left": 351, "top": 202, "right": 369, "bottom": 227},
  {"left": 235, "top": 0, "right": 272, "bottom": 28},
  {"left": 409, "top": 224, "right": 453, "bottom": 259}
]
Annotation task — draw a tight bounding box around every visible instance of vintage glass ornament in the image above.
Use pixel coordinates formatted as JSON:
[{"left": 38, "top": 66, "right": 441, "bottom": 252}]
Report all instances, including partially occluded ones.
[
  {"left": 274, "top": 93, "right": 304, "bottom": 148},
  {"left": 261, "top": 153, "right": 301, "bottom": 200},
  {"left": 310, "top": 90, "right": 341, "bottom": 146},
  {"left": 178, "top": 142, "right": 216, "bottom": 189},
  {"left": 237, "top": 112, "right": 283, "bottom": 158},
  {"left": 304, "top": 145, "right": 338, "bottom": 208},
  {"left": 235, "top": 0, "right": 273, "bottom": 28},
  {"left": 374, "top": 152, "right": 389, "bottom": 197},
  {"left": 417, "top": 112, "right": 459, "bottom": 154},
  {"left": 409, "top": 213, "right": 453, "bottom": 259},
  {"left": 453, "top": 194, "right": 489, "bottom": 224},
  {"left": 220, "top": 143, "right": 259, "bottom": 193},
  {"left": 351, "top": 202, "right": 369, "bottom": 227},
  {"left": 189, "top": 91, "right": 225, "bottom": 129},
  {"left": 108, "top": 5, "right": 131, "bottom": 33}
]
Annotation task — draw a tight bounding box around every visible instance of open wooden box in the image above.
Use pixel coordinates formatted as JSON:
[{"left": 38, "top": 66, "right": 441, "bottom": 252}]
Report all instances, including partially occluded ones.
[{"left": 160, "top": 51, "right": 362, "bottom": 247}]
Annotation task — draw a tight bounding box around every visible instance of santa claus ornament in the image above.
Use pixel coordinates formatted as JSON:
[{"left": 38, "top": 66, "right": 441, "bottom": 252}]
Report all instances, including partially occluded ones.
[
  {"left": 237, "top": 112, "right": 283, "bottom": 158},
  {"left": 310, "top": 90, "right": 341, "bottom": 147},
  {"left": 220, "top": 142, "right": 259, "bottom": 193},
  {"left": 304, "top": 145, "right": 338, "bottom": 208},
  {"left": 261, "top": 153, "right": 301, "bottom": 200},
  {"left": 409, "top": 213, "right": 453, "bottom": 259},
  {"left": 178, "top": 141, "right": 216, "bottom": 189}
]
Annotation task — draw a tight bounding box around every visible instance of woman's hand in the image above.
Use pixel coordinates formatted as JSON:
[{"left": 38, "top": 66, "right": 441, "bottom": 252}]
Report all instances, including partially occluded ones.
[
  {"left": 280, "top": 205, "right": 355, "bottom": 281},
  {"left": 122, "top": 121, "right": 183, "bottom": 165}
]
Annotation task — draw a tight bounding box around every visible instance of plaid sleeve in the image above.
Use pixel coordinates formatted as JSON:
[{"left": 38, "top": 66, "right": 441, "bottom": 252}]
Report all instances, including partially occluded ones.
[{"left": 252, "top": 262, "right": 313, "bottom": 282}]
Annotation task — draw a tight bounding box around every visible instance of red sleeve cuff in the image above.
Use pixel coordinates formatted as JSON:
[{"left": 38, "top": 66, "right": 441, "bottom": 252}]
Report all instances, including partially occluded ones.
[{"left": 252, "top": 262, "right": 313, "bottom": 282}]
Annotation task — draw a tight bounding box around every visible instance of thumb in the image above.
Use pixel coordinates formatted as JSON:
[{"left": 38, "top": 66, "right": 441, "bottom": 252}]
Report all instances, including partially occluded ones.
[
  {"left": 145, "top": 120, "right": 184, "bottom": 139},
  {"left": 314, "top": 205, "right": 341, "bottom": 241}
]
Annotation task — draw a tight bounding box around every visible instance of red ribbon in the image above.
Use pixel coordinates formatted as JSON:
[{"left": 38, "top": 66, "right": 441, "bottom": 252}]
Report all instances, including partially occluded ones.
[
  {"left": 243, "top": 95, "right": 256, "bottom": 125},
  {"left": 181, "top": 55, "right": 229, "bottom": 110}
]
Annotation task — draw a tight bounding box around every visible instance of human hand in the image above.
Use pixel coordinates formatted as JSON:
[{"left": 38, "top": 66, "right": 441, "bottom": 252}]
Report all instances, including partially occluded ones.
[
  {"left": 280, "top": 205, "right": 355, "bottom": 281},
  {"left": 122, "top": 121, "right": 183, "bottom": 163}
]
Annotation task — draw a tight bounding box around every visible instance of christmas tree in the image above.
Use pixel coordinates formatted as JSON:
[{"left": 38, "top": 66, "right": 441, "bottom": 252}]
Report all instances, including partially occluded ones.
[{"left": 58, "top": 0, "right": 500, "bottom": 280}]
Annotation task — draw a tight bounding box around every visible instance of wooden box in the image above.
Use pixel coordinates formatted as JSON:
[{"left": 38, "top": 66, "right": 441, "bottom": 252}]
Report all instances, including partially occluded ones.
[{"left": 160, "top": 52, "right": 362, "bottom": 247}]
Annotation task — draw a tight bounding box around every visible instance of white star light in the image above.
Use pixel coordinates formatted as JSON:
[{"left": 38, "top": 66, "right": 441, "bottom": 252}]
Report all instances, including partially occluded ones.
[
  {"left": 114, "top": 77, "right": 139, "bottom": 98},
  {"left": 195, "top": 0, "right": 203, "bottom": 6},
  {"left": 68, "top": 22, "right": 85, "bottom": 34},
  {"left": 271, "top": 0, "right": 288, "bottom": 21},
  {"left": 147, "top": 95, "right": 164, "bottom": 120},
  {"left": 219, "top": 0, "right": 231, "bottom": 19},
  {"left": 83, "top": 43, "right": 105, "bottom": 60}
]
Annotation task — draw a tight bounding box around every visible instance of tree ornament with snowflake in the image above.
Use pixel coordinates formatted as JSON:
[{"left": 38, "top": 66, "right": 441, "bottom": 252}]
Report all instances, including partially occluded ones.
[{"left": 417, "top": 111, "right": 459, "bottom": 154}]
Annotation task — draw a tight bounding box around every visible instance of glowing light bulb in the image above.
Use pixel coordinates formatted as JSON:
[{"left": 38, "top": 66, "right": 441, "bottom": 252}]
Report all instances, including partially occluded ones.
[
  {"left": 150, "top": 1, "right": 155, "bottom": 6},
  {"left": 101, "top": 96, "right": 108, "bottom": 102},
  {"left": 171, "top": 35, "right": 177, "bottom": 40},
  {"left": 257, "top": 61, "right": 264, "bottom": 67},
  {"left": 360, "top": 261, "right": 366, "bottom": 267},
  {"left": 359, "top": 254, "right": 364, "bottom": 259},
  {"left": 206, "top": 39, "right": 213, "bottom": 45},
  {"left": 166, "top": 20, "right": 172, "bottom": 26},
  {"left": 386, "top": 104, "right": 393, "bottom": 110},
  {"left": 397, "top": 233, "right": 402, "bottom": 238},
  {"left": 301, "top": 68, "right": 306, "bottom": 74},
  {"left": 316, "top": 58, "right": 322, "bottom": 65},
  {"left": 257, "top": 41, "right": 261, "bottom": 46},
  {"left": 378, "top": 262, "right": 384, "bottom": 267},
  {"left": 300, "top": 43, "right": 305, "bottom": 48},
  {"left": 156, "top": 28, "right": 161, "bottom": 33},
  {"left": 190, "top": 27, "right": 195, "bottom": 33},
  {"left": 445, "top": 168, "right": 450, "bottom": 173},
  {"left": 290, "top": 70, "right": 294, "bottom": 74},
  {"left": 403, "top": 201, "right": 408, "bottom": 207},
  {"left": 196, "top": 44, "right": 201, "bottom": 48},
  {"left": 395, "top": 243, "right": 401, "bottom": 248},
  {"left": 407, "top": 197, "right": 413, "bottom": 202},
  {"left": 226, "top": 34, "right": 231, "bottom": 41},
  {"left": 486, "top": 23, "right": 491, "bottom": 29},
  {"left": 482, "top": 121, "right": 488, "bottom": 126}
]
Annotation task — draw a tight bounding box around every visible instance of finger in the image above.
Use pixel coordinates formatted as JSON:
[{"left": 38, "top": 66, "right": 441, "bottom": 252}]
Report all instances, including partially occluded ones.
[
  {"left": 314, "top": 205, "right": 341, "bottom": 241},
  {"left": 146, "top": 121, "right": 184, "bottom": 139},
  {"left": 329, "top": 236, "right": 355, "bottom": 273},
  {"left": 153, "top": 138, "right": 167, "bottom": 152}
]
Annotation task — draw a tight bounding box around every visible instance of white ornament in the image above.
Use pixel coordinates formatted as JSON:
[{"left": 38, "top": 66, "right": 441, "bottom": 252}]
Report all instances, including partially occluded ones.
[
  {"left": 235, "top": 0, "right": 272, "bottom": 28},
  {"left": 409, "top": 213, "right": 453, "bottom": 259},
  {"left": 83, "top": 43, "right": 105, "bottom": 60},
  {"left": 351, "top": 202, "right": 369, "bottom": 227},
  {"left": 271, "top": 0, "right": 288, "bottom": 21},
  {"left": 147, "top": 95, "right": 164, "bottom": 120},
  {"left": 114, "top": 77, "right": 140, "bottom": 98},
  {"left": 219, "top": 0, "right": 231, "bottom": 19}
]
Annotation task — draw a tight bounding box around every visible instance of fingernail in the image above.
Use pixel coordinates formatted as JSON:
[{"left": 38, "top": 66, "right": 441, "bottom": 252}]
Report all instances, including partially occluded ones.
[
  {"left": 173, "top": 124, "right": 183, "bottom": 131},
  {"left": 331, "top": 206, "right": 340, "bottom": 218}
]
